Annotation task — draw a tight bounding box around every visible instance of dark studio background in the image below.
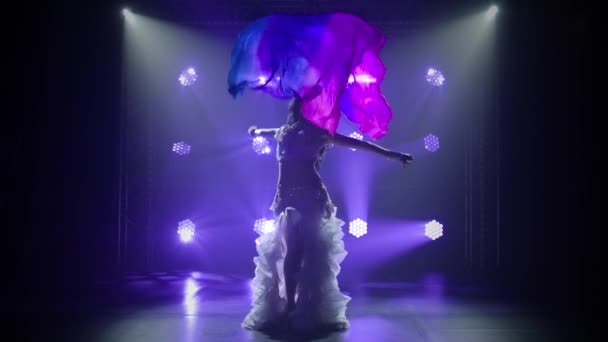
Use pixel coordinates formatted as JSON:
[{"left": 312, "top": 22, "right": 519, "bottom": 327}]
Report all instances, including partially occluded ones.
[{"left": 2, "top": 0, "right": 592, "bottom": 338}]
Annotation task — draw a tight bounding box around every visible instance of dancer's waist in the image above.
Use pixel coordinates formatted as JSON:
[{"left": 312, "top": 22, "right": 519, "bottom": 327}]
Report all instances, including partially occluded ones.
[{"left": 278, "top": 159, "right": 319, "bottom": 171}]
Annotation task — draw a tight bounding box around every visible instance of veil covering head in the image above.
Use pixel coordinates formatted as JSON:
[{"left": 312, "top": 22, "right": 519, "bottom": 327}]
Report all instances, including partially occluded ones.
[{"left": 227, "top": 13, "right": 393, "bottom": 140}]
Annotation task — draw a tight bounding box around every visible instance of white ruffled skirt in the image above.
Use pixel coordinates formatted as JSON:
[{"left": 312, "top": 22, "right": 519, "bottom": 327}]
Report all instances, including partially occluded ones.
[{"left": 242, "top": 207, "right": 351, "bottom": 332}]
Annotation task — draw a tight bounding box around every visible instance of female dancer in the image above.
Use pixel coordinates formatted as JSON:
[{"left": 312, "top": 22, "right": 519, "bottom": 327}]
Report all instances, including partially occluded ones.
[{"left": 241, "top": 98, "right": 412, "bottom": 332}]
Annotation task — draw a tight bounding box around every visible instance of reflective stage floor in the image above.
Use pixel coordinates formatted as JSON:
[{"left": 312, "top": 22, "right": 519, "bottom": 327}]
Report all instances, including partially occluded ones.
[{"left": 10, "top": 272, "right": 578, "bottom": 341}]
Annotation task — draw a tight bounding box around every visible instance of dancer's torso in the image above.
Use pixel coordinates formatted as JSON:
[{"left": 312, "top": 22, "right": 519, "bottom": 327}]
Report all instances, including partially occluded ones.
[{"left": 271, "top": 122, "right": 334, "bottom": 217}]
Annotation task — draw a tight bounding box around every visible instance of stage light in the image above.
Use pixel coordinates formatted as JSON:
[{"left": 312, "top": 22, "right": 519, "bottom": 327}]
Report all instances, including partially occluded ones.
[
  {"left": 424, "top": 134, "right": 440, "bottom": 152},
  {"left": 254, "top": 218, "right": 275, "bottom": 235},
  {"left": 177, "top": 219, "right": 196, "bottom": 243},
  {"left": 252, "top": 136, "right": 271, "bottom": 155},
  {"left": 178, "top": 67, "right": 198, "bottom": 86},
  {"left": 348, "top": 131, "right": 363, "bottom": 151},
  {"left": 426, "top": 68, "right": 445, "bottom": 87},
  {"left": 347, "top": 73, "right": 377, "bottom": 85},
  {"left": 122, "top": 8, "right": 135, "bottom": 23},
  {"left": 425, "top": 220, "right": 443, "bottom": 240},
  {"left": 172, "top": 141, "right": 191, "bottom": 155},
  {"left": 349, "top": 218, "right": 368, "bottom": 238},
  {"left": 485, "top": 5, "right": 499, "bottom": 20}
]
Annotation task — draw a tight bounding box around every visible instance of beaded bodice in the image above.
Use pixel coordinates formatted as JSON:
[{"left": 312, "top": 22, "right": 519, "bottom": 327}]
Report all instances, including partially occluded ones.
[{"left": 271, "top": 120, "right": 334, "bottom": 217}]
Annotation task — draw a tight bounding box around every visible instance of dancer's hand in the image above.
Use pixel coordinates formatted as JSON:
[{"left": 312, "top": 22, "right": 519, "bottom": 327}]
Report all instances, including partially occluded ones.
[
  {"left": 389, "top": 151, "right": 413, "bottom": 166},
  {"left": 248, "top": 125, "right": 258, "bottom": 136}
]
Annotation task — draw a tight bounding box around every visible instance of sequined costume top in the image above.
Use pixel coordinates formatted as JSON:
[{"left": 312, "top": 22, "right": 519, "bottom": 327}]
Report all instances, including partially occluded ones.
[{"left": 270, "top": 119, "right": 334, "bottom": 218}]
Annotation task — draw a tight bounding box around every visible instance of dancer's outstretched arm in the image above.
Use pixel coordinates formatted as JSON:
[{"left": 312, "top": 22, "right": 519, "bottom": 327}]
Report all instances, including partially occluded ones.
[
  {"left": 248, "top": 125, "right": 279, "bottom": 138},
  {"left": 333, "top": 133, "right": 413, "bottom": 165}
]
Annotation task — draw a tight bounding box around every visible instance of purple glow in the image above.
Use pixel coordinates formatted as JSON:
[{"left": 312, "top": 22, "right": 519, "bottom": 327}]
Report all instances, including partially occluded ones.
[
  {"left": 178, "top": 67, "right": 198, "bottom": 86},
  {"left": 422, "top": 273, "right": 446, "bottom": 299},
  {"left": 426, "top": 68, "right": 445, "bottom": 87},
  {"left": 172, "top": 141, "right": 191, "bottom": 155},
  {"left": 348, "top": 131, "right": 363, "bottom": 151},
  {"left": 252, "top": 136, "right": 271, "bottom": 155},
  {"left": 425, "top": 220, "right": 443, "bottom": 240},
  {"left": 254, "top": 218, "right": 275, "bottom": 235},
  {"left": 424, "top": 134, "right": 440, "bottom": 152},
  {"left": 177, "top": 219, "right": 196, "bottom": 243},
  {"left": 338, "top": 220, "right": 432, "bottom": 274},
  {"left": 349, "top": 218, "right": 368, "bottom": 238}
]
